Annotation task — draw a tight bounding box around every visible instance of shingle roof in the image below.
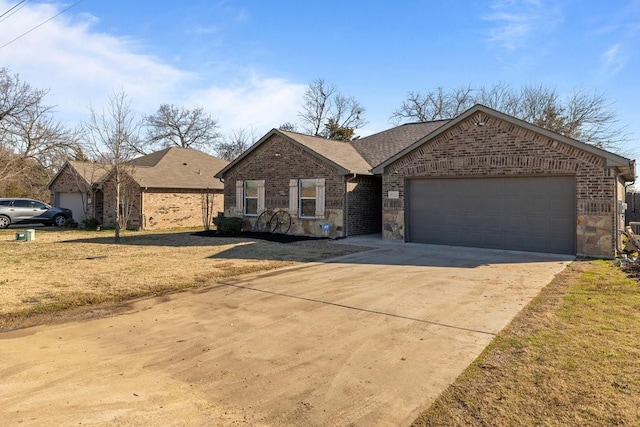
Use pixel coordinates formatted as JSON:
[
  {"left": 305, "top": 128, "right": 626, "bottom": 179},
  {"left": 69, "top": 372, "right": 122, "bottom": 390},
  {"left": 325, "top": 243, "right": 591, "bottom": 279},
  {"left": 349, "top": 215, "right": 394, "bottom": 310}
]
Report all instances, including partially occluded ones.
[
  {"left": 279, "top": 130, "right": 373, "bottom": 175},
  {"left": 350, "top": 120, "right": 450, "bottom": 168},
  {"left": 67, "top": 160, "right": 111, "bottom": 184},
  {"left": 129, "top": 147, "right": 229, "bottom": 190}
]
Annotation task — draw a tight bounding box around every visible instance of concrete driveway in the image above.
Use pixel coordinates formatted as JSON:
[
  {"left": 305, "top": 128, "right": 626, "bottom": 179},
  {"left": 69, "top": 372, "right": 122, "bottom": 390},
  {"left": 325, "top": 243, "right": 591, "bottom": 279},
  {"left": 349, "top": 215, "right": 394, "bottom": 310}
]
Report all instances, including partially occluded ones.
[{"left": 0, "top": 241, "right": 572, "bottom": 426}]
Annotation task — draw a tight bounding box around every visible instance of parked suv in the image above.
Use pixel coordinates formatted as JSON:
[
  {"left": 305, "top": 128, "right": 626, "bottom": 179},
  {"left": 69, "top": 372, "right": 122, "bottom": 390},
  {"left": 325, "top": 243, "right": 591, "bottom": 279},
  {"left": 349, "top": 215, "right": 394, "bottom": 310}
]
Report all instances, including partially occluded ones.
[{"left": 0, "top": 198, "right": 73, "bottom": 228}]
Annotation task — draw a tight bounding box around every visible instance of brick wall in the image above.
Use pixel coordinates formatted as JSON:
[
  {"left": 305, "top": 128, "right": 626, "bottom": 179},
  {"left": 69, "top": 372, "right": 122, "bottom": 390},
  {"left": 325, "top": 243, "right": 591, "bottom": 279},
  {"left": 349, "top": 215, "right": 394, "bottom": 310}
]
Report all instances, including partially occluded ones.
[
  {"left": 48, "top": 164, "right": 93, "bottom": 220},
  {"left": 382, "top": 111, "right": 619, "bottom": 257},
  {"left": 347, "top": 175, "right": 382, "bottom": 235},
  {"left": 48, "top": 165, "right": 91, "bottom": 201},
  {"left": 101, "top": 176, "right": 142, "bottom": 229},
  {"left": 222, "top": 134, "right": 350, "bottom": 237},
  {"left": 143, "top": 189, "right": 223, "bottom": 230}
]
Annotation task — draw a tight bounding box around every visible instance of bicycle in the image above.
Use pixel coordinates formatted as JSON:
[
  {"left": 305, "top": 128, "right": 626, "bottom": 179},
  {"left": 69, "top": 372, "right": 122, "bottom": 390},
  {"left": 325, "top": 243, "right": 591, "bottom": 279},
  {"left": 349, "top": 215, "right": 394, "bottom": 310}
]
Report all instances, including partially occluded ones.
[{"left": 254, "top": 209, "right": 292, "bottom": 234}]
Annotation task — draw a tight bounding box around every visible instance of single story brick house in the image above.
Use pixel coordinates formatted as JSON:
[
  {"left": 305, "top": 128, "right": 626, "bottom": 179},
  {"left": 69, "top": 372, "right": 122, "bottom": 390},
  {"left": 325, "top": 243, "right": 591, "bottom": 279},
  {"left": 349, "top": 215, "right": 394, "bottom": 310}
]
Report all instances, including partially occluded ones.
[
  {"left": 215, "top": 104, "right": 635, "bottom": 258},
  {"left": 49, "top": 147, "right": 228, "bottom": 230},
  {"left": 48, "top": 161, "right": 111, "bottom": 224}
]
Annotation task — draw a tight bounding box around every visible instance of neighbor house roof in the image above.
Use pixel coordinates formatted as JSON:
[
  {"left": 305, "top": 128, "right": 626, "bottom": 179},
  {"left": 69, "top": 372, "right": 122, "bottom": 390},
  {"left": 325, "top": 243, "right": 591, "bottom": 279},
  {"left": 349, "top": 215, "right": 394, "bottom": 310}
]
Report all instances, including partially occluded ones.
[
  {"left": 129, "top": 147, "right": 229, "bottom": 190},
  {"left": 371, "top": 104, "right": 636, "bottom": 180},
  {"left": 351, "top": 120, "right": 449, "bottom": 168},
  {"left": 46, "top": 160, "right": 111, "bottom": 190},
  {"left": 216, "top": 129, "right": 373, "bottom": 177}
]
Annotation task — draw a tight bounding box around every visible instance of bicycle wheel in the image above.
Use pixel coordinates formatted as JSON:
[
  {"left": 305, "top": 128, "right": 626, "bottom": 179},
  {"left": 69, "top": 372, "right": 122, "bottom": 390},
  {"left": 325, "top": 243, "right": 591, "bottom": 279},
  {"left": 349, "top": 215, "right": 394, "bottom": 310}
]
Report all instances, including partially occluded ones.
[
  {"left": 269, "top": 210, "right": 291, "bottom": 234},
  {"left": 254, "top": 210, "right": 272, "bottom": 232}
]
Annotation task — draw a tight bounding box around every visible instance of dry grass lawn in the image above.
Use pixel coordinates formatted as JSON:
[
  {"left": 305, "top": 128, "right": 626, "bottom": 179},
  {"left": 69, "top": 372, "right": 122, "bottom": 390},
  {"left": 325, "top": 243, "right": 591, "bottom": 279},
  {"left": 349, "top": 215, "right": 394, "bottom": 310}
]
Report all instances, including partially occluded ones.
[
  {"left": 0, "top": 228, "right": 369, "bottom": 330},
  {"left": 412, "top": 259, "right": 640, "bottom": 426}
]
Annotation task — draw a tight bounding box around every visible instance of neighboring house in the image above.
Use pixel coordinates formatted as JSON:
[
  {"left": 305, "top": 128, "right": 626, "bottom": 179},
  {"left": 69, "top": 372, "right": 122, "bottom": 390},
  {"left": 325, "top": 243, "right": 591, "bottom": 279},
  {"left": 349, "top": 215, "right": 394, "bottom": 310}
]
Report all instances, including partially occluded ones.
[
  {"left": 216, "top": 104, "right": 635, "bottom": 258},
  {"left": 49, "top": 147, "right": 229, "bottom": 230},
  {"left": 48, "top": 161, "right": 110, "bottom": 223}
]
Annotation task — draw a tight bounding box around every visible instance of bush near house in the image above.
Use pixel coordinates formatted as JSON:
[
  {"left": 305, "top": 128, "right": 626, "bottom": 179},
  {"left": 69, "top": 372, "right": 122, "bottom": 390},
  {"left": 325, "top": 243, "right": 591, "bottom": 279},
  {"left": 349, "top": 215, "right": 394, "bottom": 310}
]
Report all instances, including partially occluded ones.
[{"left": 212, "top": 216, "right": 245, "bottom": 235}]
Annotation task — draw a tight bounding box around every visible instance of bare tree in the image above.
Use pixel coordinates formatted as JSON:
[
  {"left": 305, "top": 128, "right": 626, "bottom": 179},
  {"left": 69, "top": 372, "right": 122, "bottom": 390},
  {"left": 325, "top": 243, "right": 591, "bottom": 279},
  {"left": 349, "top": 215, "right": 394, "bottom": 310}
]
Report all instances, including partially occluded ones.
[
  {"left": 214, "top": 127, "right": 256, "bottom": 161},
  {"left": 143, "top": 104, "right": 220, "bottom": 153},
  {"left": 279, "top": 122, "right": 298, "bottom": 132},
  {"left": 391, "top": 83, "right": 628, "bottom": 152},
  {"left": 297, "top": 78, "right": 367, "bottom": 140},
  {"left": 82, "top": 90, "right": 141, "bottom": 243},
  {"left": 0, "top": 68, "right": 79, "bottom": 196}
]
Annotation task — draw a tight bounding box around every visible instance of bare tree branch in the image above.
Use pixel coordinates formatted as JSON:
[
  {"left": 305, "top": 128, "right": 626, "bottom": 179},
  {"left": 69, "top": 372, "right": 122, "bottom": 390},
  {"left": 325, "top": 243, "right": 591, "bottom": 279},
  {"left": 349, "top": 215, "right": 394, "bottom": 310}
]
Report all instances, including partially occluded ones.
[
  {"left": 143, "top": 104, "right": 220, "bottom": 153},
  {"left": 82, "top": 90, "right": 141, "bottom": 242},
  {"left": 390, "top": 83, "right": 629, "bottom": 152}
]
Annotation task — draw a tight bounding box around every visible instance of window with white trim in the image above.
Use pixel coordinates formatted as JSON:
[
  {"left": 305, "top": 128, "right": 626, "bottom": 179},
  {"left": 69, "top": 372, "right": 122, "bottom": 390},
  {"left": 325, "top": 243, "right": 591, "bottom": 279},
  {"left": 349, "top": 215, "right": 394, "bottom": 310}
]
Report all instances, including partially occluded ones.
[
  {"left": 299, "top": 179, "right": 316, "bottom": 218},
  {"left": 245, "top": 180, "right": 259, "bottom": 216},
  {"left": 293, "top": 178, "right": 325, "bottom": 218},
  {"left": 237, "top": 180, "right": 265, "bottom": 216}
]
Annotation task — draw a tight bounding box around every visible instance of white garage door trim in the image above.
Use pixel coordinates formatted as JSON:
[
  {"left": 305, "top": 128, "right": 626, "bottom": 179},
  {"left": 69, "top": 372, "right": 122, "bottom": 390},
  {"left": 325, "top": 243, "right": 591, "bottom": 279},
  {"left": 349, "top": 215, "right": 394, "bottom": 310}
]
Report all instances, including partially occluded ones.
[{"left": 406, "top": 176, "right": 576, "bottom": 254}]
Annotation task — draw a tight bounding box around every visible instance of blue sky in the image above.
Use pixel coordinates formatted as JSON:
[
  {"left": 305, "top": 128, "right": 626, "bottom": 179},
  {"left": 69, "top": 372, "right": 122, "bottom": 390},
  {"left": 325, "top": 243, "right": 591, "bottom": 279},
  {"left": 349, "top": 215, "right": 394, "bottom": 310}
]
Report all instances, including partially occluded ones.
[{"left": 0, "top": 0, "right": 638, "bottom": 158}]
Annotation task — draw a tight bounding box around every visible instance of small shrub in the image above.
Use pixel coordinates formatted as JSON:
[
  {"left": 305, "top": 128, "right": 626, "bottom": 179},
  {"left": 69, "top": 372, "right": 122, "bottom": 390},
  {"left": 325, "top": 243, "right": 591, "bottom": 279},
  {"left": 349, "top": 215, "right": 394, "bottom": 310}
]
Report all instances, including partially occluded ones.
[
  {"left": 213, "top": 216, "right": 245, "bottom": 235},
  {"left": 64, "top": 218, "right": 78, "bottom": 228},
  {"left": 83, "top": 217, "right": 100, "bottom": 230}
]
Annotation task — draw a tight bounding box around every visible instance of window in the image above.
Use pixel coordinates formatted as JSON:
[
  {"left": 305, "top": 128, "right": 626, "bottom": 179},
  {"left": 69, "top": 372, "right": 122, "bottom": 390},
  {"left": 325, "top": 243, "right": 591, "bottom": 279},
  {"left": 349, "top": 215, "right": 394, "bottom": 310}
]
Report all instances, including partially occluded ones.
[
  {"left": 244, "top": 180, "right": 259, "bottom": 216},
  {"left": 290, "top": 178, "right": 325, "bottom": 218},
  {"left": 299, "top": 179, "right": 317, "bottom": 218},
  {"left": 236, "top": 180, "right": 265, "bottom": 216}
]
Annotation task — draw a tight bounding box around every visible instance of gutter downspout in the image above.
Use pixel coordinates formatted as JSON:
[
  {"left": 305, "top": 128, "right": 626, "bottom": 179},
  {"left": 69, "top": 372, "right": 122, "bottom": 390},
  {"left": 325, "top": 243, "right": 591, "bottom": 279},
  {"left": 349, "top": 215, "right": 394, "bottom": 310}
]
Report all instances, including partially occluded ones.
[{"left": 344, "top": 173, "right": 357, "bottom": 238}]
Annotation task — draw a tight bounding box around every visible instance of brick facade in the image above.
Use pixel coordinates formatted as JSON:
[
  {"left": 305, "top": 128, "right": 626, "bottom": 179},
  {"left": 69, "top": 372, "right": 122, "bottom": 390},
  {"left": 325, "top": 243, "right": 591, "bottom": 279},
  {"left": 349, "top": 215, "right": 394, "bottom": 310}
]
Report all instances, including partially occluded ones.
[
  {"left": 347, "top": 175, "right": 382, "bottom": 236},
  {"left": 143, "top": 189, "right": 223, "bottom": 230},
  {"left": 381, "top": 111, "right": 622, "bottom": 258},
  {"left": 101, "top": 178, "right": 223, "bottom": 230},
  {"left": 48, "top": 164, "right": 94, "bottom": 220},
  {"left": 223, "top": 134, "right": 380, "bottom": 238}
]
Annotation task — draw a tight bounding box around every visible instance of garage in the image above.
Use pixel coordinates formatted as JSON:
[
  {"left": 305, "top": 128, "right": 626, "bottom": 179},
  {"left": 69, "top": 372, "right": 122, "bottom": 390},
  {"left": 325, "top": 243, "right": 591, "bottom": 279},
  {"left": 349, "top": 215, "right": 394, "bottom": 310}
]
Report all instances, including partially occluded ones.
[
  {"left": 57, "top": 192, "right": 86, "bottom": 223},
  {"left": 406, "top": 176, "right": 576, "bottom": 254}
]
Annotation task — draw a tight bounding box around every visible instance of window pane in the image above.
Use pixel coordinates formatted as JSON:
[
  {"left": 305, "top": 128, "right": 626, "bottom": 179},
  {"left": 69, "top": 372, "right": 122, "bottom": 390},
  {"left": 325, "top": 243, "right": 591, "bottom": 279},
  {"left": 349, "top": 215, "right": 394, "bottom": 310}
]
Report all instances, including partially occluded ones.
[
  {"left": 13, "top": 200, "right": 30, "bottom": 207},
  {"left": 300, "top": 199, "right": 316, "bottom": 217},
  {"left": 245, "top": 181, "right": 258, "bottom": 197},
  {"left": 300, "top": 180, "right": 316, "bottom": 197},
  {"left": 245, "top": 198, "right": 258, "bottom": 215}
]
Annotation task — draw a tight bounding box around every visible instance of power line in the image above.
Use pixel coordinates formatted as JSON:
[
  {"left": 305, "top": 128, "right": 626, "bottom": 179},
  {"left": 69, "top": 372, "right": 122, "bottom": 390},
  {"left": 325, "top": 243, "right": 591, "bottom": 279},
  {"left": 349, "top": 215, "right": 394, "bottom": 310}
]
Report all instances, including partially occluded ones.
[
  {"left": 0, "top": 1, "right": 30, "bottom": 22},
  {"left": 0, "top": 0, "right": 86, "bottom": 50}
]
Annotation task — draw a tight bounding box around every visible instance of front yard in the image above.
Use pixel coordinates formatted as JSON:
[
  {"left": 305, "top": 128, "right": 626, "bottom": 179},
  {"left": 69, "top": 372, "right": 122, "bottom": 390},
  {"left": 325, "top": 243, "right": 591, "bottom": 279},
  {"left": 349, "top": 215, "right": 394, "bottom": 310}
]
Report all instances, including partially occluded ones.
[
  {"left": 0, "top": 228, "right": 369, "bottom": 330},
  {"left": 413, "top": 259, "right": 640, "bottom": 426},
  {"left": 2, "top": 228, "right": 638, "bottom": 425}
]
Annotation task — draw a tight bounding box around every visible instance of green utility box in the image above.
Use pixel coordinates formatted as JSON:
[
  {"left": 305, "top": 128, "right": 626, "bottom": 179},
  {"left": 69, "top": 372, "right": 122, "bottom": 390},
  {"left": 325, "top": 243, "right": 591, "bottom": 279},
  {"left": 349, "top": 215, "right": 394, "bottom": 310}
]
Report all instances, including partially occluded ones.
[{"left": 16, "top": 232, "right": 26, "bottom": 241}]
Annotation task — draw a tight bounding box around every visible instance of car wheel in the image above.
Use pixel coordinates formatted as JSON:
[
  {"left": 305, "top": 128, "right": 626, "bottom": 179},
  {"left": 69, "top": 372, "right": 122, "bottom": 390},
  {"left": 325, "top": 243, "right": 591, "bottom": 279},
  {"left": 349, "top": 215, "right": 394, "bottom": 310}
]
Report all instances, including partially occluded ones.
[
  {"left": 0, "top": 215, "right": 10, "bottom": 229},
  {"left": 52, "top": 214, "right": 67, "bottom": 227}
]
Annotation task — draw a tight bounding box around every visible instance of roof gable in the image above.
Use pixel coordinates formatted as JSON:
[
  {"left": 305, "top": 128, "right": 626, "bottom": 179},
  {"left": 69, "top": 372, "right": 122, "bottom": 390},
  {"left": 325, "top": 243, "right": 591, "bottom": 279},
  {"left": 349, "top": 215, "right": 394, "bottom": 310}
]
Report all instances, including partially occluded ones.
[
  {"left": 47, "top": 160, "right": 111, "bottom": 189},
  {"left": 371, "top": 104, "right": 635, "bottom": 179},
  {"left": 216, "top": 129, "right": 373, "bottom": 177}
]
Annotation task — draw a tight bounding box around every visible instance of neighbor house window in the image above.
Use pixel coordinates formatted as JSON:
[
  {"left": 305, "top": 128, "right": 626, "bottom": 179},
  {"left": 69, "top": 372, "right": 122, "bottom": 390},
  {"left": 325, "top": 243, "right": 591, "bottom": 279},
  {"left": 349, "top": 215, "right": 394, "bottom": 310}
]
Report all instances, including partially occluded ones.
[
  {"left": 236, "top": 179, "right": 265, "bottom": 216},
  {"left": 289, "top": 178, "right": 325, "bottom": 218}
]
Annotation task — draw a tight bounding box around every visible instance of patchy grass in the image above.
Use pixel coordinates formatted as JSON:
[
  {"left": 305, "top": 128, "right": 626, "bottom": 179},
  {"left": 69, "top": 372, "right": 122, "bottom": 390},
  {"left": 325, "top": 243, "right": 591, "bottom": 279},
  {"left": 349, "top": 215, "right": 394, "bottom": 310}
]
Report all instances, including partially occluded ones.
[
  {"left": 412, "top": 259, "right": 640, "bottom": 426},
  {"left": 0, "top": 228, "right": 369, "bottom": 330}
]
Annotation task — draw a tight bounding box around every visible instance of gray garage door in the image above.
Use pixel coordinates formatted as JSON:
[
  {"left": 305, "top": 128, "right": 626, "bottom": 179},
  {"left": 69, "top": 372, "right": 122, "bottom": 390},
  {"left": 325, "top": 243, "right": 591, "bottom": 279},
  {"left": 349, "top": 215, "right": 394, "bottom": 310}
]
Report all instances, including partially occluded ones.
[{"left": 406, "top": 176, "right": 576, "bottom": 254}]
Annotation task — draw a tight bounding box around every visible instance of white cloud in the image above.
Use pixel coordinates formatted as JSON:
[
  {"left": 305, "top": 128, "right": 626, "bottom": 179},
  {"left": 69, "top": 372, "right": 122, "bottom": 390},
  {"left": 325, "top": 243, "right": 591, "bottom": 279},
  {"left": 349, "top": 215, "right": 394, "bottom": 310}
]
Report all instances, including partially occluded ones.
[
  {"left": 601, "top": 43, "right": 627, "bottom": 76},
  {"left": 483, "top": 0, "right": 563, "bottom": 51},
  {"left": 0, "top": 1, "right": 303, "bottom": 137},
  {"left": 189, "top": 75, "right": 306, "bottom": 135}
]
